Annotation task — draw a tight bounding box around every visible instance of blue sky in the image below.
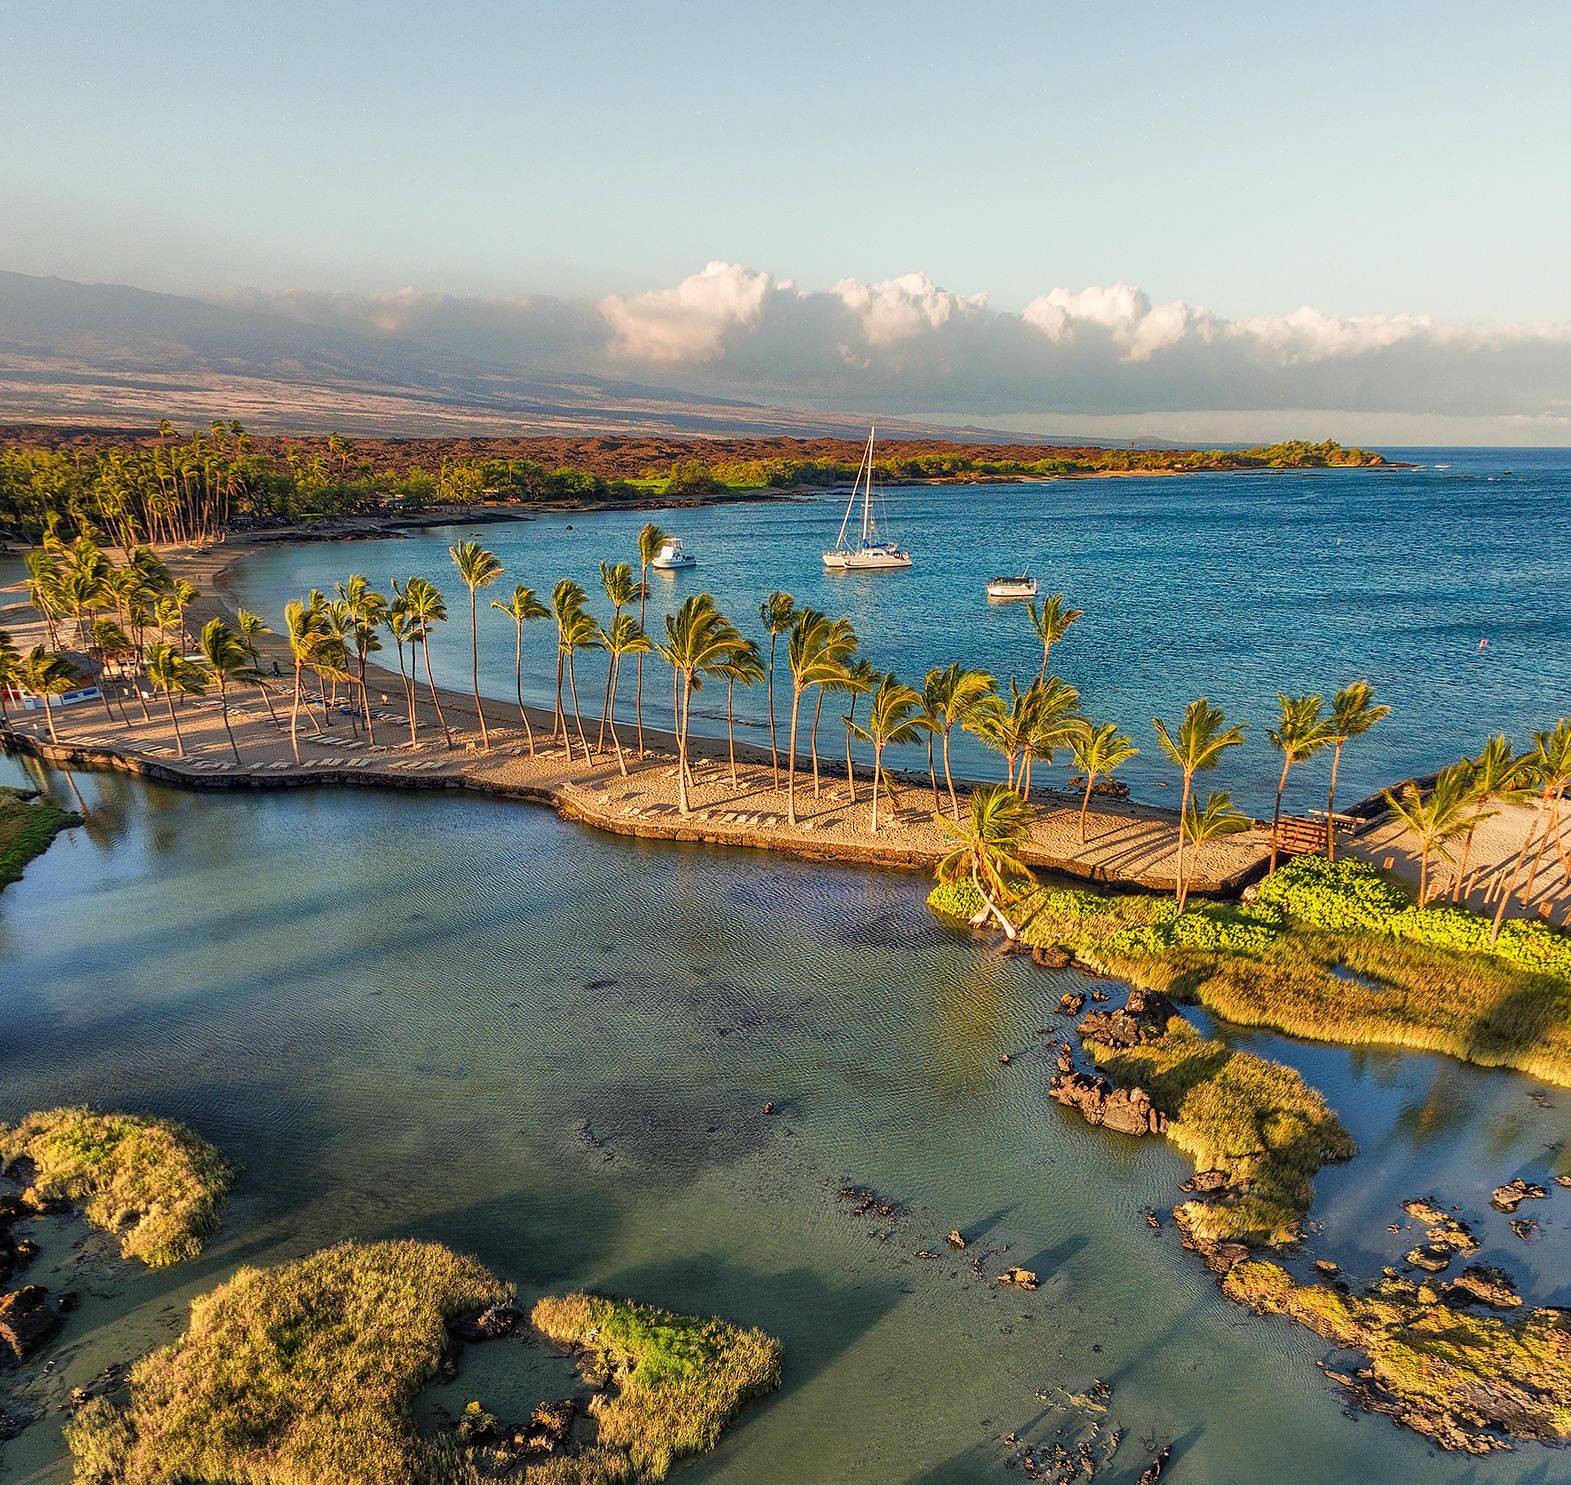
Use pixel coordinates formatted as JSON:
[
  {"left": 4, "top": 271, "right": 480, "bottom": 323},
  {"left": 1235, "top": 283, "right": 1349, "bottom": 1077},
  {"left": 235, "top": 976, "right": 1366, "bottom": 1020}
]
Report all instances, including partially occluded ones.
[{"left": 5, "top": 2, "right": 1571, "bottom": 440}]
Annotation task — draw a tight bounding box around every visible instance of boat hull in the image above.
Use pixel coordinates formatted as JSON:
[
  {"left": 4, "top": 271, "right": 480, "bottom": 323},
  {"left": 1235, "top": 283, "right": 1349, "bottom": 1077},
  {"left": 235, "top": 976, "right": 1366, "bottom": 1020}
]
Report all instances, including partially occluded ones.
[
  {"left": 987, "top": 580, "right": 1037, "bottom": 600},
  {"left": 823, "top": 548, "right": 912, "bottom": 571},
  {"left": 651, "top": 557, "right": 696, "bottom": 570}
]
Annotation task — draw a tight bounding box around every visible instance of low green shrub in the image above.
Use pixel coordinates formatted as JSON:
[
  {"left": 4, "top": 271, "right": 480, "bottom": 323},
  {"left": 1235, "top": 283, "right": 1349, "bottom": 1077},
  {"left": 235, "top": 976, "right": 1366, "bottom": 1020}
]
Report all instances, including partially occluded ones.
[
  {"left": 1106, "top": 903, "right": 1285, "bottom": 957},
  {"left": 1391, "top": 903, "right": 1571, "bottom": 978},
  {"left": 1255, "top": 855, "right": 1410, "bottom": 931}
]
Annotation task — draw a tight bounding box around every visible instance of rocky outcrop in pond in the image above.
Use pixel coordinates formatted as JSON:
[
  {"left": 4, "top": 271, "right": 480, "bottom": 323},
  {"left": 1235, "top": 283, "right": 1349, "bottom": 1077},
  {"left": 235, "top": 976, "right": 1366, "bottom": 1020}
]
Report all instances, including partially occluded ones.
[{"left": 1048, "top": 1071, "right": 1167, "bottom": 1136}]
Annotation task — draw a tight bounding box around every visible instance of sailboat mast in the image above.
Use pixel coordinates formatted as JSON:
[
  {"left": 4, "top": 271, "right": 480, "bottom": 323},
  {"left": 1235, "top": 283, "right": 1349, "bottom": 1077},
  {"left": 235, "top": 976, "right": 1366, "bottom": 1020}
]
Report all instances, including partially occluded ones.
[{"left": 861, "top": 425, "right": 876, "bottom": 543}]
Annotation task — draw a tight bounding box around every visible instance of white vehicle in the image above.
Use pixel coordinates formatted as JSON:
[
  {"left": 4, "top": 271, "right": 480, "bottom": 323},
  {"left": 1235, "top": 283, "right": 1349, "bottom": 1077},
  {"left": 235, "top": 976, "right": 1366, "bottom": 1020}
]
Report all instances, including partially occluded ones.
[
  {"left": 823, "top": 426, "right": 912, "bottom": 571},
  {"left": 650, "top": 538, "right": 696, "bottom": 570},
  {"left": 986, "top": 575, "right": 1038, "bottom": 601}
]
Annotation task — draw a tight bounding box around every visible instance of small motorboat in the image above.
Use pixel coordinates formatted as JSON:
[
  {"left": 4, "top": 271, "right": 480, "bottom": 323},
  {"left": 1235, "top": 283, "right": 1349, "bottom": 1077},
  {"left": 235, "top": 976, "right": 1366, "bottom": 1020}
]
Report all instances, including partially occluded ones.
[
  {"left": 987, "top": 574, "right": 1038, "bottom": 601},
  {"left": 650, "top": 538, "right": 696, "bottom": 570}
]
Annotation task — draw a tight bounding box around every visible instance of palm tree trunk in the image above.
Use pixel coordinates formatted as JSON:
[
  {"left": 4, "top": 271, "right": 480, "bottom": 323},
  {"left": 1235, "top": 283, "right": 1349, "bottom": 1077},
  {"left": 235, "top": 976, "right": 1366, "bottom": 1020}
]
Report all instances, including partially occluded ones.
[
  {"left": 786, "top": 687, "right": 803, "bottom": 825},
  {"left": 357, "top": 652, "right": 377, "bottom": 747},
  {"left": 927, "top": 735, "right": 941, "bottom": 812},
  {"left": 1451, "top": 827, "right": 1477, "bottom": 904},
  {"left": 870, "top": 741, "right": 882, "bottom": 832},
  {"left": 726, "top": 678, "right": 739, "bottom": 787},
  {"left": 290, "top": 662, "right": 303, "bottom": 763},
  {"left": 1522, "top": 796, "right": 1561, "bottom": 905},
  {"left": 512, "top": 622, "right": 536, "bottom": 754},
  {"left": 553, "top": 644, "right": 567, "bottom": 747},
  {"left": 608, "top": 670, "right": 628, "bottom": 776},
  {"left": 164, "top": 689, "right": 184, "bottom": 757},
  {"left": 675, "top": 669, "right": 691, "bottom": 815},
  {"left": 810, "top": 688, "right": 824, "bottom": 797},
  {"left": 422, "top": 640, "right": 452, "bottom": 748},
  {"left": 1175, "top": 773, "right": 1193, "bottom": 909},
  {"left": 634, "top": 581, "right": 649, "bottom": 757},
  {"left": 942, "top": 728, "right": 959, "bottom": 821},
  {"left": 844, "top": 695, "right": 858, "bottom": 802},
  {"left": 1270, "top": 755, "right": 1292, "bottom": 873},
  {"left": 565, "top": 650, "right": 590, "bottom": 762},
  {"left": 1326, "top": 741, "right": 1344, "bottom": 862},
  {"left": 1079, "top": 772, "right": 1097, "bottom": 844},
  {"left": 42, "top": 693, "right": 58, "bottom": 744},
  {"left": 469, "top": 591, "right": 489, "bottom": 751},
  {"left": 217, "top": 681, "right": 240, "bottom": 762},
  {"left": 766, "top": 636, "right": 780, "bottom": 786}
]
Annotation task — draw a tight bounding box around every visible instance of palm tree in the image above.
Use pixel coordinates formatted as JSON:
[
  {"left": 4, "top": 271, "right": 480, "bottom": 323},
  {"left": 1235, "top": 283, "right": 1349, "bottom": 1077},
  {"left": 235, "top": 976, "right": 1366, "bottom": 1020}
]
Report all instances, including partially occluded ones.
[
  {"left": 847, "top": 673, "right": 929, "bottom": 832},
  {"left": 450, "top": 541, "right": 505, "bottom": 751},
  {"left": 935, "top": 783, "right": 1036, "bottom": 941},
  {"left": 759, "top": 591, "right": 796, "bottom": 785},
  {"left": 923, "top": 664, "right": 995, "bottom": 821},
  {"left": 1027, "top": 594, "right": 1083, "bottom": 680},
  {"left": 1450, "top": 736, "right": 1529, "bottom": 903},
  {"left": 1071, "top": 722, "right": 1139, "bottom": 844},
  {"left": 784, "top": 609, "right": 844, "bottom": 825},
  {"left": 491, "top": 584, "right": 549, "bottom": 755},
  {"left": 840, "top": 658, "right": 878, "bottom": 802},
  {"left": 598, "top": 615, "right": 651, "bottom": 776},
  {"left": 145, "top": 640, "right": 207, "bottom": 757},
  {"left": 1491, "top": 721, "right": 1571, "bottom": 934},
  {"left": 1325, "top": 681, "right": 1390, "bottom": 861},
  {"left": 1178, "top": 792, "right": 1251, "bottom": 911},
  {"left": 1152, "top": 698, "right": 1247, "bottom": 907},
  {"left": 596, "top": 561, "right": 637, "bottom": 750},
  {"left": 1018, "top": 676, "right": 1085, "bottom": 798},
  {"left": 1267, "top": 692, "right": 1336, "bottom": 871},
  {"left": 198, "top": 617, "right": 260, "bottom": 763},
  {"left": 15, "top": 647, "right": 80, "bottom": 744},
  {"left": 558, "top": 606, "right": 603, "bottom": 763},
  {"left": 235, "top": 608, "right": 279, "bottom": 724},
  {"left": 633, "top": 523, "right": 669, "bottom": 755},
  {"left": 385, "top": 593, "right": 422, "bottom": 748},
  {"left": 963, "top": 681, "right": 1031, "bottom": 791},
  {"left": 549, "top": 580, "right": 588, "bottom": 752},
  {"left": 808, "top": 616, "right": 857, "bottom": 797},
  {"left": 283, "top": 597, "right": 329, "bottom": 763},
  {"left": 713, "top": 638, "right": 764, "bottom": 787},
  {"left": 337, "top": 575, "right": 387, "bottom": 745},
  {"left": 402, "top": 578, "right": 452, "bottom": 748},
  {"left": 0, "top": 628, "right": 20, "bottom": 722},
  {"left": 1385, "top": 763, "right": 1478, "bottom": 905},
  {"left": 658, "top": 594, "right": 739, "bottom": 815},
  {"left": 88, "top": 618, "right": 135, "bottom": 725}
]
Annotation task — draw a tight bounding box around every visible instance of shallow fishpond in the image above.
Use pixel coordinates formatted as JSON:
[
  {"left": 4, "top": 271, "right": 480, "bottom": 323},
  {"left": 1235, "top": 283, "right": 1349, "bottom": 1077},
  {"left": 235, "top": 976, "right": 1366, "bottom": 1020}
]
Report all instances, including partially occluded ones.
[{"left": 1, "top": 754, "right": 1568, "bottom": 1484}]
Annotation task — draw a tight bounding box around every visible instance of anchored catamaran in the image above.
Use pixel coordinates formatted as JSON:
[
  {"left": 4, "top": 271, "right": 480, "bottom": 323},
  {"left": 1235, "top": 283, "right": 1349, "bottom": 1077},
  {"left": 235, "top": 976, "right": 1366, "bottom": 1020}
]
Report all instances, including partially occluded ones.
[{"left": 823, "top": 426, "right": 912, "bottom": 571}]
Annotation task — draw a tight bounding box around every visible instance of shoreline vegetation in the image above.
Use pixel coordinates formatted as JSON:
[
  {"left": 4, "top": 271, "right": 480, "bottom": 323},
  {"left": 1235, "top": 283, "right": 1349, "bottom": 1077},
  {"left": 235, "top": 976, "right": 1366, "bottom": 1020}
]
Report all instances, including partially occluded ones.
[
  {"left": 0, "top": 1108, "right": 231, "bottom": 1269},
  {"left": 929, "top": 806, "right": 1571, "bottom": 1451},
  {"left": 0, "top": 783, "right": 77, "bottom": 886},
  {"left": 66, "top": 1240, "right": 781, "bottom": 1485},
  {"left": 0, "top": 423, "right": 1389, "bottom": 544}
]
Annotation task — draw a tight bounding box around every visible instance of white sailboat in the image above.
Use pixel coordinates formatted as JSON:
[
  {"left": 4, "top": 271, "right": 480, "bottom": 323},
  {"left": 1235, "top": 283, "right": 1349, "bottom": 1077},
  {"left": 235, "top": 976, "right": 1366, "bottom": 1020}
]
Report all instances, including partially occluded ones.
[{"left": 823, "top": 426, "right": 911, "bottom": 571}]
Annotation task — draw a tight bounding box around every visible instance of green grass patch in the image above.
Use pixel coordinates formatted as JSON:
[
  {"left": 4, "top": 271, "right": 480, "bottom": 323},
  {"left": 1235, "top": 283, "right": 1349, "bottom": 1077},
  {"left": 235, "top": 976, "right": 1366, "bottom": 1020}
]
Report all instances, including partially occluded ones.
[
  {"left": 0, "top": 1107, "right": 231, "bottom": 1267},
  {"left": 1085, "top": 1018, "right": 1354, "bottom": 1248},
  {"left": 1223, "top": 1260, "right": 1571, "bottom": 1452},
  {"left": 930, "top": 861, "right": 1571, "bottom": 1087},
  {"left": 0, "top": 784, "right": 77, "bottom": 887},
  {"left": 532, "top": 1292, "right": 782, "bottom": 1482}
]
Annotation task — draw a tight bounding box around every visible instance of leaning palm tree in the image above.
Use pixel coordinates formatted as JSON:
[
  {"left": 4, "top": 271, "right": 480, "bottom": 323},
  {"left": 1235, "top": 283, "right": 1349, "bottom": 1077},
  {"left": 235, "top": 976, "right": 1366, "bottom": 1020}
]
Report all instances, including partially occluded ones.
[
  {"left": 198, "top": 617, "right": 260, "bottom": 763},
  {"left": 784, "top": 609, "right": 845, "bottom": 825},
  {"left": 1178, "top": 792, "right": 1252, "bottom": 911},
  {"left": 234, "top": 608, "right": 279, "bottom": 724},
  {"left": 935, "top": 783, "right": 1036, "bottom": 941},
  {"left": 144, "top": 640, "right": 207, "bottom": 758},
  {"left": 596, "top": 561, "right": 637, "bottom": 750},
  {"left": 924, "top": 664, "right": 995, "bottom": 821},
  {"left": 658, "top": 593, "right": 739, "bottom": 815},
  {"left": 1384, "top": 763, "right": 1478, "bottom": 906},
  {"left": 88, "top": 617, "right": 135, "bottom": 725},
  {"left": 402, "top": 577, "right": 453, "bottom": 748},
  {"left": 1491, "top": 720, "right": 1571, "bottom": 934},
  {"left": 15, "top": 646, "right": 80, "bottom": 744},
  {"left": 1152, "top": 698, "right": 1247, "bottom": 906},
  {"left": 491, "top": 584, "right": 549, "bottom": 755},
  {"left": 1325, "top": 681, "right": 1390, "bottom": 861},
  {"left": 549, "top": 579, "right": 587, "bottom": 751},
  {"left": 847, "top": 673, "right": 929, "bottom": 833},
  {"left": 633, "top": 523, "right": 669, "bottom": 755},
  {"left": 0, "top": 628, "right": 21, "bottom": 721},
  {"left": 759, "top": 591, "right": 796, "bottom": 784},
  {"left": 385, "top": 594, "right": 422, "bottom": 749},
  {"left": 558, "top": 605, "right": 603, "bottom": 764},
  {"left": 1071, "top": 722, "right": 1139, "bottom": 844},
  {"left": 283, "top": 598, "right": 329, "bottom": 764},
  {"left": 597, "top": 615, "right": 651, "bottom": 776},
  {"left": 337, "top": 575, "right": 386, "bottom": 744},
  {"left": 841, "top": 658, "right": 878, "bottom": 802},
  {"left": 808, "top": 616, "right": 857, "bottom": 797},
  {"left": 1267, "top": 692, "right": 1336, "bottom": 872},
  {"left": 963, "top": 681, "right": 1033, "bottom": 792},
  {"left": 713, "top": 638, "right": 764, "bottom": 787},
  {"left": 1450, "top": 735, "right": 1529, "bottom": 903},
  {"left": 451, "top": 541, "right": 505, "bottom": 751},
  {"left": 1026, "top": 594, "right": 1083, "bottom": 681}
]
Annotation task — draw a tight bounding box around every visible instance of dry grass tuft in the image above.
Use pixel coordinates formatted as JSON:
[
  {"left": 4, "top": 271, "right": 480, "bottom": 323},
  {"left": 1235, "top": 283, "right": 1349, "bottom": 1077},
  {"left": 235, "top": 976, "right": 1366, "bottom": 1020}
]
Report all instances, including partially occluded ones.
[
  {"left": 0, "top": 783, "right": 77, "bottom": 886},
  {"left": 0, "top": 1107, "right": 230, "bottom": 1266}
]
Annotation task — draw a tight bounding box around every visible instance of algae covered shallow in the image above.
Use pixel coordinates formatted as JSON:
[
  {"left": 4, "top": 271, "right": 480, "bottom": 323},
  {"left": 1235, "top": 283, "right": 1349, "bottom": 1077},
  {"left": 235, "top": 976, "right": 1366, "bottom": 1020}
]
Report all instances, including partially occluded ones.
[{"left": 2, "top": 754, "right": 1570, "bottom": 1483}]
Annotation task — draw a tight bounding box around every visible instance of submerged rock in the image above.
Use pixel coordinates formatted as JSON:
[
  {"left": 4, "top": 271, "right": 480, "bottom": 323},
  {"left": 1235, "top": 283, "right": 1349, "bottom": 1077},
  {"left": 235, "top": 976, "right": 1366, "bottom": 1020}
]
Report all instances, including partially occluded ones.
[
  {"left": 998, "top": 1266, "right": 1038, "bottom": 1291},
  {"left": 1491, "top": 1178, "right": 1548, "bottom": 1213},
  {"left": 1446, "top": 1265, "right": 1524, "bottom": 1309},
  {"left": 1138, "top": 1446, "right": 1172, "bottom": 1484},
  {"left": 1056, "top": 991, "right": 1086, "bottom": 1015},
  {"left": 1405, "top": 1244, "right": 1453, "bottom": 1274},
  {"left": 1402, "top": 1197, "right": 1452, "bottom": 1226}
]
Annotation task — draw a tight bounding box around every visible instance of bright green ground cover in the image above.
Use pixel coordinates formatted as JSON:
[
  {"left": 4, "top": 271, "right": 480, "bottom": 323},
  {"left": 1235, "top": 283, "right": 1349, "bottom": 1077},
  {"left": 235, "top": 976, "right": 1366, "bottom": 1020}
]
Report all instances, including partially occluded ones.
[{"left": 0, "top": 784, "right": 77, "bottom": 887}]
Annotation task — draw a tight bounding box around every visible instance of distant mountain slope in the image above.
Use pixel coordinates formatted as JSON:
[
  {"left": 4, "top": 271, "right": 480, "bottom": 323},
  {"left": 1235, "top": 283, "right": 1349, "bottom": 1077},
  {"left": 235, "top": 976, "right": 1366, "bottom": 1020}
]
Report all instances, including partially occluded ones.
[{"left": 0, "top": 269, "right": 983, "bottom": 439}]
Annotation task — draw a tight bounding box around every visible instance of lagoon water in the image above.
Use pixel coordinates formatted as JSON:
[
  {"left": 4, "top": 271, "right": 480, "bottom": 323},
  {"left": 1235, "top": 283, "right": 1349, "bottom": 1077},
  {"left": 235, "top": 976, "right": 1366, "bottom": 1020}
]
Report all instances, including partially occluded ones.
[
  {"left": 3, "top": 752, "right": 1569, "bottom": 1484},
  {"left": 232, "top": 448, "right": 1571, "bottom": 816}
]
